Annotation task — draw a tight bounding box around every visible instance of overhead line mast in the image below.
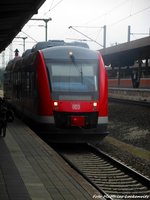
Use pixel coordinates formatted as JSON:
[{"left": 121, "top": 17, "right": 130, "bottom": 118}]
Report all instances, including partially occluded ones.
[{"left": 30, "top": 18, "right": 52, "bottom": 41}]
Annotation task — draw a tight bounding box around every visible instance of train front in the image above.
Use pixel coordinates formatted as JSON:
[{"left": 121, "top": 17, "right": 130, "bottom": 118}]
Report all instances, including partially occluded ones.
[{"left": 41, "top": 46, "right": 108, "bottom": 143}]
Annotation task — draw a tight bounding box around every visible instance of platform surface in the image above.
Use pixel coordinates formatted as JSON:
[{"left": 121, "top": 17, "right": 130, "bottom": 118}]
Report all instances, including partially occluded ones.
[
  {"left": 0, "top": 118, "right": 100, "bottom": 200},
  {"left": 108, "top": 87, "right": 150, "bottom": 103}
]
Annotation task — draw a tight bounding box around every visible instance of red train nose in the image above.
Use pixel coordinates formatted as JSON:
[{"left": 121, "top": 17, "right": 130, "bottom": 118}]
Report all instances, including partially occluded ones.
[{"left": 71, "top": 116, "right": 85, "bottom": 127}]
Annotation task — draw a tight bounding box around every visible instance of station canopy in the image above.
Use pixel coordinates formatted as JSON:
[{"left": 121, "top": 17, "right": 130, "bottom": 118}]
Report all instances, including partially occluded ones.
[
  {"left": 0, "top": 0, "right": 46, "bottom": 53},
  {"left": 100, "top": 36, "right": 150, "bottom": 67}
]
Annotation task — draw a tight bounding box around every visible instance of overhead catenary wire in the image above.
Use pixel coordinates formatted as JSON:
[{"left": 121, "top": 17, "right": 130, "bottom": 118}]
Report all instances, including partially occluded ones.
[
  {"left": 68, "top": 26, "right": 104, "bottom": 47},
  {"left": 108, "top": 4, "right": 150, "bottom": 27},
  {"left": 21, "top": 0, "right": 64, "bottom": 44},
  {"left": 69, "top": 26, "right": 105, "bottom": 46},
  {"left": 42, "top": 0, "right": 64, "bottom": 17},
  {"left": 49, "top": 0, "right": 64, "bottom": 12},
  {"left": 72, "top": 26, "right": 104, "bottom": 29},
  {"left": 21, "top": 31, "right": 37, "bottom": 43},
  {"left": 82, "top": 0, "right": 129, "bottom": 26}
]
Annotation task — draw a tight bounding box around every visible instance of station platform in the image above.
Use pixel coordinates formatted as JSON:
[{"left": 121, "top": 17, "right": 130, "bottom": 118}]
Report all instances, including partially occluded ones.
[
  {"left": 108, "top": 87, "right": 150, "bottom": 103},
  {"left": 0, "top": 118, "right": 100, "bottom": 200}
]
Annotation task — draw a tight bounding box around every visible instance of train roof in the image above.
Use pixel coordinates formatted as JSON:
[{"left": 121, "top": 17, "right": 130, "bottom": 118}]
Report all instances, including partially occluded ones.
[
  {"left": 31, "top": 40, "right": 64, "bottom": 52},
  {"left": 42, "top": 46, "right": 98, "bottom": 60},
  {"left": 5, "top": 41, "right": 93, "bottom": 71},
  {"left": 31, "top": 40, "right": 89, "bottom": 52},
  {"left": 65, "top": 41, "right": 89, "bottom": 49},
  {"left": 22, "top": 49, "right": 32, "bottom": 57}
]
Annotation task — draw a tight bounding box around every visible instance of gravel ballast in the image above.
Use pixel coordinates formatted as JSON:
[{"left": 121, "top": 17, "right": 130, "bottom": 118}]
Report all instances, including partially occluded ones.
[{"left": 97, "top": 102, "right": 150, "bottom": 178}]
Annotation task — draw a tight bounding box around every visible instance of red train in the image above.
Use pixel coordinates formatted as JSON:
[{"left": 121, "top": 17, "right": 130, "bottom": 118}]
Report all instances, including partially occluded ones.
[{"left": 4, "top": 40, "right": 108, "bottom": 143}]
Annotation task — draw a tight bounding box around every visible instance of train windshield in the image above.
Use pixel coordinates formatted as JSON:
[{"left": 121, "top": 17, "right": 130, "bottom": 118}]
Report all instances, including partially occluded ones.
[{"left": 46, "top": 60, "right": 99, "bottom": 100}]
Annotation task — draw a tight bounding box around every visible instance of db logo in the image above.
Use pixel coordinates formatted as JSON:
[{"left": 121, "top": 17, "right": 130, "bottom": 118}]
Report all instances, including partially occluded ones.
[{"left": 72, "top": 104, "right": 80, "bottom": 110}]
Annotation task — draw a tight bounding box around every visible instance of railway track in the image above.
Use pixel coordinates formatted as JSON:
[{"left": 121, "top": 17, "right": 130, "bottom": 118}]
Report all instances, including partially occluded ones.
[
  {"left": 55, "top": 144, "right": 150, "bottom": 200},
  {"left": 109, "top": 97, "right": 150, "bottom": 107}
]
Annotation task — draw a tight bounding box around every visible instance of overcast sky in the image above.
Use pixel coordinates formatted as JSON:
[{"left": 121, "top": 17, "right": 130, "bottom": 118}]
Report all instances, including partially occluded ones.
[{"left": 1, "top": 0, "right": 150, "bottom": 64}]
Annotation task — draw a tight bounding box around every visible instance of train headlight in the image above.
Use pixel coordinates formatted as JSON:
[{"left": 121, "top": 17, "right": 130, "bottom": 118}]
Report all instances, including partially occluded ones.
[
  {"left": 69, "top": 51, "right": 73, "bottom": 56},
  {"left": 54, "top": 101, "right": 58, "bottom": 107},
  {"left": 93, "top": 102, "right": 98, "bottom": 110},
  {"left": 69, "top": 51, "right": 74, "bottom": 60},
  {"left": 93, "top": 102, "right": 97, "bottom": 107}
]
